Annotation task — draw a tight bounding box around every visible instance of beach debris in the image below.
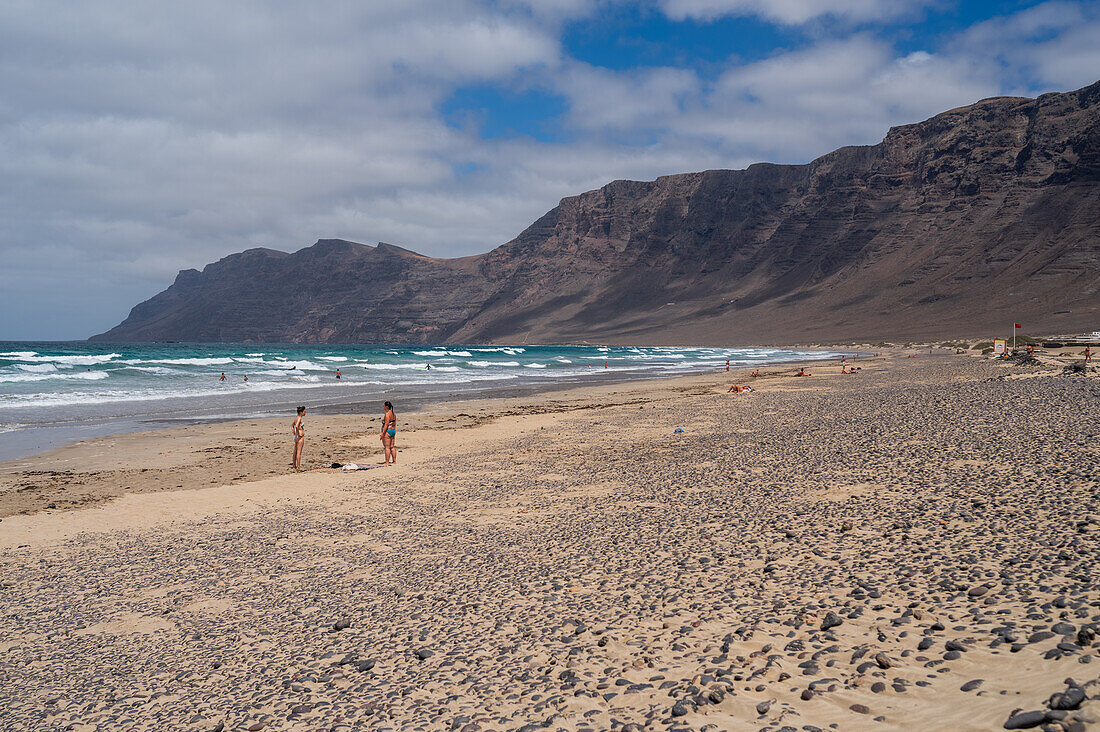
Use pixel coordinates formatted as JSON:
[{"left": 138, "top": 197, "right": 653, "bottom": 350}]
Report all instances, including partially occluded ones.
[{"left": 332, "top": 617, "right": 351, "bottom": 632}]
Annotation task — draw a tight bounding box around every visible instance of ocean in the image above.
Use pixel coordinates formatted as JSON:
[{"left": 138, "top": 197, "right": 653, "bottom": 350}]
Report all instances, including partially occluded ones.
[{"left": 0, "top": 342, "right": 845, "bottom": 460}]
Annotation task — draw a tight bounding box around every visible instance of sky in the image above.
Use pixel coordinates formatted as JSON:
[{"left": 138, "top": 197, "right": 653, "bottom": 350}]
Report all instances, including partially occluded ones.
[{"left": 1, "top": 0, "right": 1098, "bottom": 339}]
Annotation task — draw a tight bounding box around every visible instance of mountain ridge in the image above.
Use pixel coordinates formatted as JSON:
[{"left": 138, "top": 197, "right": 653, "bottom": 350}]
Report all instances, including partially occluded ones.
[{"left": 93, "top": 81, "right": 1100, "bottom": 344}]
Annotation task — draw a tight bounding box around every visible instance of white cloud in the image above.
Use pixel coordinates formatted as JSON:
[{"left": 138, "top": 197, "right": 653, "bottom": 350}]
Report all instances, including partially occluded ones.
[
  {"left": 953, "top": 1, "right": 1100, "bottom": 92},
  {"left": 557, "top": 64, "right": 701, "bottom": 131},
  {"left": 658, "top": 0, "right": 933, "bottom": 25},
  {"left": 551, "top": 35, "right": 1001, "bottom": 163}
]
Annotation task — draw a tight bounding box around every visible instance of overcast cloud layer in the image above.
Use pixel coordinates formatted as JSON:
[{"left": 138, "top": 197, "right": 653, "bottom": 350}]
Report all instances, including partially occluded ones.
[{"left": 2, "top": 0, "right": 1098, "bottom": 339}]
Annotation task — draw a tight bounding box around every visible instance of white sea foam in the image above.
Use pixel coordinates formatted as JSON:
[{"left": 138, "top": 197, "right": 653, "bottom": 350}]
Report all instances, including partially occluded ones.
[
  {"left": 14, "top": 363, "right": 59, "bottom": 373},
  {"left": 359, "top": 363, "right": 428, "bottom": 371},
  {"left": 318, "top": 356, "right": 348, "bottom": 362},
  {"left": 524, "top": 363, "right": 548, "bottom": 368},
  {"left": 0, "top": 379, "right": 337, "bottom": 409},
  {"left": 0, "top": 371, "right": 110, "bottom": 384},
  {"left": 467, "top": 360, "right": 521, "bottom": 367},
  {"left": 122, "top": 366, "right": 183, "bottom": 376},
  {"left": 262, "top": 360, "right": 325, "bottom": 371},
  {"left": 120, "top": 357, "right": 235, "bottom": 366},
  {"left": 0, "top": 351, "right": 39, "bottom": 359},
  {"left": 13, "top": 353, "right": 120, "bottom": 366}
]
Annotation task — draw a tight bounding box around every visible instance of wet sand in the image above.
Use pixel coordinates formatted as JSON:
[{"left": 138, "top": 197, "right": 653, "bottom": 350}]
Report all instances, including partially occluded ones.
[{"left": 0, "top": 350, "right": 1097, "bottom": 731}]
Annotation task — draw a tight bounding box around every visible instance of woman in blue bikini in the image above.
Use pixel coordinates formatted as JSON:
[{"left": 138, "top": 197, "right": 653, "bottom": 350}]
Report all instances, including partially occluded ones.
[{"left": 380, "top": 401, "right": 397, "bottom": 465}]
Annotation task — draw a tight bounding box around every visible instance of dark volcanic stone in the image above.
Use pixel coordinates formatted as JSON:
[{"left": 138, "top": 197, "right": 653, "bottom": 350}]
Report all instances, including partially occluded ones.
[
  {"left": 821, "top": 611, "right": 843, "bottom": 631},
  {"left": 1048, "top": 686, "right": 1086, "bottom": 710},
  {"left": 1003, "top": 710, "right": 1046, "bottom": 729}
]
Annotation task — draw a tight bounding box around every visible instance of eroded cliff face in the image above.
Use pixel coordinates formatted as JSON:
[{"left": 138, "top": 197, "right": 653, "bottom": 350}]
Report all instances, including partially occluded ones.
[{"left": 93, "top": 82, "right": 1100, "bottom": 345}]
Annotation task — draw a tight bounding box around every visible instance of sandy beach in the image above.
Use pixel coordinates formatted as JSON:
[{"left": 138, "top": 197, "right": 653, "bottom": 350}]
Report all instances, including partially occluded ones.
[{"left": 1, "top": 349, "right": 1097, "bottom": 731}]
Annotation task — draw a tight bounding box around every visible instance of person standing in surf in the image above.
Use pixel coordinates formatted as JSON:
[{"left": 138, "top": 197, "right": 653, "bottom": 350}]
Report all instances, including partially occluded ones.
[
  {"left": 291, "top": 406, "right": 306, "bottom": 471},
  {"left": 380, "top": 401, "right": 397, "bottom": 465}
]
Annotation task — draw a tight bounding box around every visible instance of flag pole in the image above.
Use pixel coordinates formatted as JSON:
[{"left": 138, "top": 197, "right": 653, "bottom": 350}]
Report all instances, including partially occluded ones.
[{"left": 1012, "top": 322, "right": 1015, "bottom": 352}]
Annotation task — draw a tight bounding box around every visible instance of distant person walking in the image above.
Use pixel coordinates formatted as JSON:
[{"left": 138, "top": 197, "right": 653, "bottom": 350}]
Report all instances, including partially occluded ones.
[
  {"left": 291, "top": 406, "right": 306, "bottom": 471},
  {"left": 380, "top": 401, "right": 397, "bottom": 465},
  {"left": 335, "top": 368, "right": 341, "bottom": 380},
  {"left": 1086, "top": 345, "right": 1093, "bottom": 363}
]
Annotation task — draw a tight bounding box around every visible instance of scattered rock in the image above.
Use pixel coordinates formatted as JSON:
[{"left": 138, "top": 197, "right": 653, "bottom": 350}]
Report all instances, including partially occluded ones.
[
  {"left": 821, "top": 611, "right": 843, "bottom": 631},
  {"left": 1003, "top": 710, "right": 1046, "bottom": 729}
]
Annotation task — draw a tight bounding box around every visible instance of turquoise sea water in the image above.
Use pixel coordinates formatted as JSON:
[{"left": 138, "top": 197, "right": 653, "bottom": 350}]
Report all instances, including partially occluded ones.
[{"left": 0, "top": 342, "right": 844, "bottom": 459}]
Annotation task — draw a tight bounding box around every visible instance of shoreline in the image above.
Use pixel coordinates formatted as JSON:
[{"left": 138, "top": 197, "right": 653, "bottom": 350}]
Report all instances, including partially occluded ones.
[
  {"left": 0, "top": 344, "right": 857, "bottom": 463},
  {"left": 0, "top": 346, "right": 861, "bottom": 465},
  {"left": 0, "top": 353, "right": 870, "bottom": 520}
]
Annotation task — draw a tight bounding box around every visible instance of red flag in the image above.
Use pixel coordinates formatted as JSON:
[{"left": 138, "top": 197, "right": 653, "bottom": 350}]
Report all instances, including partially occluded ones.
[{"left": 1014, "top": 323, "right": 1022, "bottom": 328}]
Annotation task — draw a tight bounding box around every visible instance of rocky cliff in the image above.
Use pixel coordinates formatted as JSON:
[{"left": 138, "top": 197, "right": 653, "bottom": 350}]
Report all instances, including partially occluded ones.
[{"left": 93, "top": 81, "right": 1100, "bottom": 344}]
